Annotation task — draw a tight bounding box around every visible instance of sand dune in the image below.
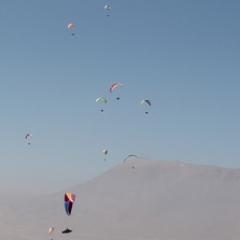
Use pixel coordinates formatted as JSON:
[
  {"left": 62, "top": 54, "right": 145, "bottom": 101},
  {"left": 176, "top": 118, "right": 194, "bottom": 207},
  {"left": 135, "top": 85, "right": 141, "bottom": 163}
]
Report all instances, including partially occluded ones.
[{"left": 1, "top": 159, "right": 240, "bottom": 240}]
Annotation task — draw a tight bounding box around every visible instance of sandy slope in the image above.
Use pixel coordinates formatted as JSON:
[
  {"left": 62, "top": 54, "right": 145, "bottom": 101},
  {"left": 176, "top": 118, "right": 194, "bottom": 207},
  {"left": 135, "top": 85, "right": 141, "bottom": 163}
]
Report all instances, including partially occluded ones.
[{"left": 1, "top": 159, "right": 240, "bottom": 240}]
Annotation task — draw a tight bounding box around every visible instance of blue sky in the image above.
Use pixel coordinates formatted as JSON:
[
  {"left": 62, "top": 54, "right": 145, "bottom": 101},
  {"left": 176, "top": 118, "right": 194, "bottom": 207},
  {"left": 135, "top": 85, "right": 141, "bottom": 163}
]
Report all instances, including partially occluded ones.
[{"left": 0, "top": 0, "right": 239, "bottom": 193}]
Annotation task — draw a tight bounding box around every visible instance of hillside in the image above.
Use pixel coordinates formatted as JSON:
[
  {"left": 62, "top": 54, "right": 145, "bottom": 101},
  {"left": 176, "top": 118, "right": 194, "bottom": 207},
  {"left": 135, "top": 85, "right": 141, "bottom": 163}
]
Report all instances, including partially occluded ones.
[{"left": 1, "top": 159, "right": 240, "bottom": 240}]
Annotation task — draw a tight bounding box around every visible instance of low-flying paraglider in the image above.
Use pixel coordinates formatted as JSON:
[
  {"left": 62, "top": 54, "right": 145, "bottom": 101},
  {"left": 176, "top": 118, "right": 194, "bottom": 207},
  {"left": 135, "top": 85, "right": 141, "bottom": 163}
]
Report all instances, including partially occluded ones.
[
  {"left": 64, "top": 192, "right": 76, "bottom": 216},
  {"left": 104, "top": 4, "right": 112, "bottom": 17},
  {"left": 141, "top": 99, "right": 151, "bottom": 114},
  {"left": 109, "top": 82, "right": 123, "bottom": 100},
  {"left": 25, "top": 133, "right": 32, "bottom": 145},
  {"left": 67, "top": 22, "right": 76, "bottom": 36},
  {"left": 96, "top": 97, "right": 107, "bottom": 112},
  {"left": 62, "top": 192, "right": 76, "bottom": 234}
]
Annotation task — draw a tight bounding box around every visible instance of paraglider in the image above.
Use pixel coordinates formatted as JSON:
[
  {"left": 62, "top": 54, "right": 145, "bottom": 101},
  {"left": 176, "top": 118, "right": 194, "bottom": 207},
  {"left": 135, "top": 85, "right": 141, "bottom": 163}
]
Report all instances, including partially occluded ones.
[
  {"left": 96, "top": 97, "right": 107, "bottom": 112},
  {"left": 102, "top": 149, "right": 108, "bottom": 161},
  {"left": 140, "top": 99, "right": 152, "bottom": 114},
  {"left": 64, "top": 192, "right": 76, "bottom": 216},
  {"left": 62, "top": 192, "right": 76, "bottom": 234},
  {"left": 104, "top": 4, "right": 112, "bottom": 17},
  {"left": 25, "top": 133, "right": 32, "bottom": 145},
  {"left": 67, "top": 22, "right": 76, "bottom": 36},
  {"left": 109, "top": 82, "right": 123, "bottom": 100}
]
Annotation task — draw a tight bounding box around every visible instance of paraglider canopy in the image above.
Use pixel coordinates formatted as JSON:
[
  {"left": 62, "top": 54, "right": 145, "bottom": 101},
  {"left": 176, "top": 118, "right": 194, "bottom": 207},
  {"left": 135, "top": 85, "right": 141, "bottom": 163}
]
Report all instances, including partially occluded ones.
[
  {"left": 109, "top": 83, "right": 123, "bottom": 100},
  {"left": 141, "top": 99, "right": 151, "bottom": 106},
  {"left": 102, "top": 149, "right": 108, "bottom": 155},
  {"left": 67, "top": 22, "right": 76, "bottom": 36},
  {"left": 96, "top": 97, "right": 107, "bottom": 104},
  {"left": 109, "top": 82, "right": 123, "bottom": 93},
  {"left": 64, "top": 192, "right": 76, "bottom": 216},
  {"left": 48, "top": 227, "right": 55, "bottom": 235},
  {"left": 67, "top": 22, "right": 76, "bottom": 29},
  {"left": 141, "top": 99, "right": 152, "bottom": 114},
  {"left": 96, "top": 97, "right": 107, "bottom": 112},
  {"left": 104, "top": 4, "right": 112, "bottom": 11},
  {"left": 123, "top": 154, "right": 138, "bottom": 163}
]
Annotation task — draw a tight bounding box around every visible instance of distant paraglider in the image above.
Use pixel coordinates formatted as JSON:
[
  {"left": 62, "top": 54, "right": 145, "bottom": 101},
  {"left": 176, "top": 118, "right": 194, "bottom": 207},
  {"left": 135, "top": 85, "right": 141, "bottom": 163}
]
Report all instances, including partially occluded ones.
[
  {"left": 67, "top": 22, "right": 76, "bottom": 36},
  {"left": 96, "top": 97, "right": 107, "bottom": 112},
  {"left": 104, "top": 4, "right": 112, "bottom": 17},
  {"left": 109, "top": 82, "right": 123, "bottom": 100},
  {"left": 63, "top": 192, "right": 76, "bottom": 234},
  {"left": 64, "top": 192, "right": 76, "bottom": 216},
  {"left": 141, "top": 99, "right": 152, "bottom": 114},
  {"left": 25, "top": 133, "right": 32, "bottom": 145},
  {"left": 102, "top": 149, "right": 108, "bottom": 161}
]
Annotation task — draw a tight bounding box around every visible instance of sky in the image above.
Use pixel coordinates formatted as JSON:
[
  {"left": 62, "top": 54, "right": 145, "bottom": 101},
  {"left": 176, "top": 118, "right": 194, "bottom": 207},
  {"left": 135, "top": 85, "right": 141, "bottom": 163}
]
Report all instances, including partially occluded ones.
[{"left": 0, "top": 0, "right": 239, "bottom": 194}]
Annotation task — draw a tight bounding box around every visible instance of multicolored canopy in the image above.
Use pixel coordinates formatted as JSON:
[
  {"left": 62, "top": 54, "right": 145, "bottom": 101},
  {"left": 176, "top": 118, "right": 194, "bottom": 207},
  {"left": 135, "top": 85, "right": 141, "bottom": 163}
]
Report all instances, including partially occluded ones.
[{"left": 64, "top": 192, "right": 76, "bottom": 216}]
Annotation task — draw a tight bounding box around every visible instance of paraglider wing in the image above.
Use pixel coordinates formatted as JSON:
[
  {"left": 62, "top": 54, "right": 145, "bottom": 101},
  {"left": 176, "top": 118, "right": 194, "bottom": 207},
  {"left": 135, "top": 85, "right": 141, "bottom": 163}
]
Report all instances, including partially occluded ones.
[
  {"left": 96, "top": 97, "right": 107, "bottom": 112},
  {"left": 67, "top": 22, "right": 76, "bottom": 29},
  {"left": 25, "top": 133, "right": 32, "bottom": 139},
  {"left": 64, "top": 193, "right": 76, "bottom": 216},
  {"left": 104, "top": 4, "right": 111, "bottom": 11},
  {"left": 96, "top": 97, "right": 107, "bottom": 104},
  {"left": 67, "top": 22, "right": 76, "bottom": 36},
  {"left": 48, "top": 227, "right": 55, "bottom": 235},
  {"left": 102, "top": 149, "right": 108, "bottom": 155},
  {"left": 109, "top": 83, "right": 123, "bottom": 93},
  {"left": 123, "top": 154, "right": 138, "bottom": 162},
  {"left": 141, "top": 99, "right": 151, "bottom": 106},
  {"left": 145, "top": 100, "right": 151, "bottom": 106},
  {"left": 141, "top": 99, "right": 152, "bottom": 114}
]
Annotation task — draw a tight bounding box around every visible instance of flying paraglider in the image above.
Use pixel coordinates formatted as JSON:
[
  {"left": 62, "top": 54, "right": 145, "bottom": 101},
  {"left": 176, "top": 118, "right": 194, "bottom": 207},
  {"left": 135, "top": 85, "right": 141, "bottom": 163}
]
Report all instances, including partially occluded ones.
[
  {"left": 64, "top": 192, "right": 76, "bottom": 216},
  {"left": 96, "top": 97, "right": 107, "bottom": 112},
  {"left": 25, "top": 133, "right": 32, "bottom": 145},
  {"left": 67, "top": 22, "right": 76, "bottom": 36},
  {"left": 141, "top": 99, "right": 152, "bottom": 114},
  {"left": 104, "top": 4, "right": 112, "bottom": 17},
  {"left": 102, "top": 149, "right": 108, "bottom": 161},
  {"left": 109, "top": 82, "right": 123, "bottom": 100},
  {"left": 62, "top": 192, "right": 76, "bottom": 234}
]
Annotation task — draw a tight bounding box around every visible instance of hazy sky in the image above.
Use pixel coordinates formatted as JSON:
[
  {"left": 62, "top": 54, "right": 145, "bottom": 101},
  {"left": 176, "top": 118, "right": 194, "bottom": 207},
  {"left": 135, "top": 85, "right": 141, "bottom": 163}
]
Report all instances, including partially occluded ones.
[{"left": 0, "top": 0, "right": 239, "bottom": 194}]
